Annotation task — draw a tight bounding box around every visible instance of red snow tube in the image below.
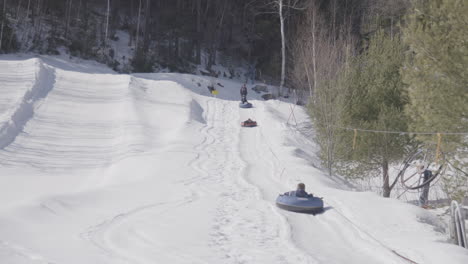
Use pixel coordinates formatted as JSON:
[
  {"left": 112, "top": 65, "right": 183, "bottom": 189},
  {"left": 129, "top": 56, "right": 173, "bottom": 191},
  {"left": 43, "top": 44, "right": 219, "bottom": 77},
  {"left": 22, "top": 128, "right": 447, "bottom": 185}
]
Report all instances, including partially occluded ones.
[{"left": 241, "top": 120, "right": 257, "bottom": 127}]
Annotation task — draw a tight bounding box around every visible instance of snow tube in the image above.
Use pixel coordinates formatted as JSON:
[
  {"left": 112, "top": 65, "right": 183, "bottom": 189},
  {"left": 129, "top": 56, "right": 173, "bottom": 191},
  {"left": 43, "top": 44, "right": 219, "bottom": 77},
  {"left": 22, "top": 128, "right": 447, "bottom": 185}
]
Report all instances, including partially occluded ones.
[
  {"left": 239, "top": 102, "right": 253, "bottom": 108},
  {"left": 241, "top": 120, "right": 257, "bottom": 127},
  {"left": 276, "top": 192, "right": 324, "bottom": 214}
]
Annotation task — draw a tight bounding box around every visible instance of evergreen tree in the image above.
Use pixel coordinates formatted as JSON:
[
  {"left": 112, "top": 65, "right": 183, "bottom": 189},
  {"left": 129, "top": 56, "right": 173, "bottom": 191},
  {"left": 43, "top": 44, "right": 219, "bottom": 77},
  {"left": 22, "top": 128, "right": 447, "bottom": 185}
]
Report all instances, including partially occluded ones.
[
  {"left": 403, "top": 0, "right": 468, "bottom": 201},
  {"left": 403, "top": 0, "right": 468, "bottom": 146},
  {"left": 337, "top": 30, "right": 409, "bottom": 197}
]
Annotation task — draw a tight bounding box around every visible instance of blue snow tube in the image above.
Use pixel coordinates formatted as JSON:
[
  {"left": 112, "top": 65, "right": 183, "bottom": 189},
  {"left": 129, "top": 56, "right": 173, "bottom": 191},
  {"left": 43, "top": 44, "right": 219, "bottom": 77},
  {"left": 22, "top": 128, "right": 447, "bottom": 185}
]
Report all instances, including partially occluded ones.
[
  {"left": 276, "top": 191, "right": 324, "bottom": 214},
  {"left": 239, "top": 102, "right": 253, "bottom": 108}
]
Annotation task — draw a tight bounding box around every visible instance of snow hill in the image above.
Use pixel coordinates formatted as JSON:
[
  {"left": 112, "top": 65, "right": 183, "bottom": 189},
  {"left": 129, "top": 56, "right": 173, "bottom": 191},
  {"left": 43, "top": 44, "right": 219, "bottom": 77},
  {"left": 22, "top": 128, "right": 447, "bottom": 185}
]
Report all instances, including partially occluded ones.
[{"left": 0, "top": 56, "right": 467, "bottom": 264}]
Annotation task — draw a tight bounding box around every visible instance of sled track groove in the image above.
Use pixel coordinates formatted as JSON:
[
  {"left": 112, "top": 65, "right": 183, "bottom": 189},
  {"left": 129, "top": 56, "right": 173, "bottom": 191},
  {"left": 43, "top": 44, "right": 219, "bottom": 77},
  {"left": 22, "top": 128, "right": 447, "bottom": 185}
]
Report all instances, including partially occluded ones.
[
  {"left": 238, "top": 103, "right": 318, "bottom": 264},
  {"left": 81, "top": 198, "right": 195, "bottom": 263}
]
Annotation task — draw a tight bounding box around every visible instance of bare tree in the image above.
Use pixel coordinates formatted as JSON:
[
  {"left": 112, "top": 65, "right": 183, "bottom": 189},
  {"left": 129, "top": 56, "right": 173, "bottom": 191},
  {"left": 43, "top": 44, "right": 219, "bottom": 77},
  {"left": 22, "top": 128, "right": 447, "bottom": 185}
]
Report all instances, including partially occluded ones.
[
  {"left": 292, "top": 0, "right": 358, "bottom": 176},
  {"left": 20, "top": 0, "right": 30, "bottom": 44},
  {"left": 278, "top": 0, "right": 286, "bottom": 95},
  {"left": 104, "top": 0, "right": 110, "bottom": 43},
  {"left": 14, "top": 0, "right": 20, "bottom": 19},
  {"left": 195, "top": 0, "right": 201, "bottom": 64},
  {"left": 141, "top": 0, "right": 151, "bottom": 53},
  {"left": 0, "top": 0, "right": 6, "bottom": 51},
  {"left": 272, "top": 0, "right": 304, "bottom": 96},
  {"left": 135, "top": 0, "right": 142, "bottom": 50},
  {"left": 65, "top": 0, "right": 73, "bottom": 38}
]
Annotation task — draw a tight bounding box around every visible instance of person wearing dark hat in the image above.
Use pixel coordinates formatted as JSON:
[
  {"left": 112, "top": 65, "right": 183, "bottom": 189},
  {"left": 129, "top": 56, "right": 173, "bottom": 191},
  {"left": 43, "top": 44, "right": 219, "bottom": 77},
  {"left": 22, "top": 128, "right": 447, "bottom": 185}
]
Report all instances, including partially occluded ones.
[{"left": 296, "top": 183, "right": 311, "bottom": 197}]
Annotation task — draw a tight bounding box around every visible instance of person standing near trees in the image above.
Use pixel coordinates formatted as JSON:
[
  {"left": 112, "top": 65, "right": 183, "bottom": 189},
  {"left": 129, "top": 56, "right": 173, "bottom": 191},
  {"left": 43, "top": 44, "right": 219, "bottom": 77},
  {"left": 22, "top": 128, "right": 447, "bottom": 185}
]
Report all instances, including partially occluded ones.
[
  {"left": 418, "top": 165, "right": 432, "bottom": 208},
  {"left": 240, "top": 84, "right": 248, "bottom": 103}
]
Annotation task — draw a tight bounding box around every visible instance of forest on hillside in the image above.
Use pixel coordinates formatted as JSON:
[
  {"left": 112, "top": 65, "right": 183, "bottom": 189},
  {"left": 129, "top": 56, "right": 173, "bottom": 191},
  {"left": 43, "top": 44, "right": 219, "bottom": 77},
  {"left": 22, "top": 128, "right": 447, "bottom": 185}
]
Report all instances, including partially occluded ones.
[
  {"left": 0, "top": 0, "right": 287, "bottom": 75},
  {"left": 0, "top": 0, "right": 400, "bottom": 78},
  {"left": 0, "top": 0, "right": 466, "bottom": 199}
]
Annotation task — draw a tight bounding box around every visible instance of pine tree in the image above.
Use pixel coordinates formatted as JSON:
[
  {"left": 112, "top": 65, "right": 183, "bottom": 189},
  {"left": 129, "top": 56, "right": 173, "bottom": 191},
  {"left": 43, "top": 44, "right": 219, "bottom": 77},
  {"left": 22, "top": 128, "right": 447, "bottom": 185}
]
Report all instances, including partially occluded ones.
[
  {"left": 403, "top": 0, "right": 468, "bottom": 202},
  {"left": 337, "top": 30, "right": 409, "bottom": 197},
  {"left": 403, "top": 0, "right": 468, "bottom": 146}
]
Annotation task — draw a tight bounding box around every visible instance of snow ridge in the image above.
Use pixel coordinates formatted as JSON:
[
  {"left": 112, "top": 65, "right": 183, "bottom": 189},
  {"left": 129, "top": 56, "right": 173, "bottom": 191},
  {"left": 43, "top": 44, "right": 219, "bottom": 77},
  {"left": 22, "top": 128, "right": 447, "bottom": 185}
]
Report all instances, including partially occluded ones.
[{"left": 0, "top": 60, "right": 55, "bottom": 149}]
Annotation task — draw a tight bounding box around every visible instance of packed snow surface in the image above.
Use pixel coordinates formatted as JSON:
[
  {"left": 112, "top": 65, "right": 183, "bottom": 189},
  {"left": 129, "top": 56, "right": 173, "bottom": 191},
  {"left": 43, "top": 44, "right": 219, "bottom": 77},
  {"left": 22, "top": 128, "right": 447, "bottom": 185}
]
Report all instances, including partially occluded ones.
[{"left": 0, "top": 55, "right": 467, "bottom": 264}]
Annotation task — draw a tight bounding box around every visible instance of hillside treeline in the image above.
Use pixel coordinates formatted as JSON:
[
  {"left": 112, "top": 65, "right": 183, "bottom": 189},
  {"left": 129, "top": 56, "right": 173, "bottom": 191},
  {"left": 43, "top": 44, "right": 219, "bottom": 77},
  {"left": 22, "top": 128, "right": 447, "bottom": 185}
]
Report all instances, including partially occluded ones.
[{"left": 0, "top": 0, "right": 285, "bottom": 74}]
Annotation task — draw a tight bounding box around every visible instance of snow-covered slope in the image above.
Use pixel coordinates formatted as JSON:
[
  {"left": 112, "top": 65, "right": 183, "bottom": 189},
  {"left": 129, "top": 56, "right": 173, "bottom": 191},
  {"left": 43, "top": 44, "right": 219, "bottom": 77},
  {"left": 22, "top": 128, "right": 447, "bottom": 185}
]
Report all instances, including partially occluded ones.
[{"left": 0, "top": 56, "right": 467, "bottom": 264}]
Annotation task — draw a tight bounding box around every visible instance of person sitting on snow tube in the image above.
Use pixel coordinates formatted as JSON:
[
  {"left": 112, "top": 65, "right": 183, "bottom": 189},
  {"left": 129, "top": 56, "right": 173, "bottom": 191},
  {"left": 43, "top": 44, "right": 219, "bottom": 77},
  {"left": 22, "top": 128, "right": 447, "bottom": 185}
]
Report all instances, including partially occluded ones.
[
  {"left": 277, "top": 183, "right": 322, "bottom": 214},
  {"left": 285, "top": 183, "right": 313, "bottom": 198},
  {"left": 243, "top": 118, "right": 255, "bottom": 125}
]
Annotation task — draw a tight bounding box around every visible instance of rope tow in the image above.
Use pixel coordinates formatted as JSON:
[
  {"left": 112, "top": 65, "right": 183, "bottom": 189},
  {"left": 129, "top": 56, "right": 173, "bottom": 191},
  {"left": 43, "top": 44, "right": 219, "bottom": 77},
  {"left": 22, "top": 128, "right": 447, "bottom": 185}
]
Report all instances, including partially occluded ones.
[{"left": 331, "top": 125, "right": 468, "bottom": 135}]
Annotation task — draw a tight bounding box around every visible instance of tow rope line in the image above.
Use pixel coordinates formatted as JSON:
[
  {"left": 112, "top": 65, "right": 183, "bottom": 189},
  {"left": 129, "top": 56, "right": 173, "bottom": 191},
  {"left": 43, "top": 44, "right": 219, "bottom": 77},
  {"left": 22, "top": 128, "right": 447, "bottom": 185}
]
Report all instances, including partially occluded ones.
[{"left": 325, "top": 200, "right": 419, "bottom": 264}]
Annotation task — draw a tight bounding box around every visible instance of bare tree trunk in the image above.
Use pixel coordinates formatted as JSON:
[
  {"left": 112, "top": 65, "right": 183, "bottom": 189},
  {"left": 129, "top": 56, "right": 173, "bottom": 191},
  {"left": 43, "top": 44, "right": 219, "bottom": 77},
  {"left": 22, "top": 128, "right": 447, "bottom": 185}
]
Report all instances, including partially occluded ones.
[
  {"left": 104, "top": 0, "right": 110, "bottom": 44},
  {"left": 7, "top": 0, "right": 24, "bottom": 50},
  {"left": 278, "top": 0, "right": 286, "bottom": 96},
  {"left": 15, "top": 0, "right": 21, "bottom": 19},
  {"left": 0, "top": 0, "right": 6, "bottom": 51},
  {"left": 135, "top": 0, "right": 142, "bottom": 50},
  {"left": 331, "top": 0, "right": 337, "bottom": 45},
  {"left": 207, "top": 0, "right": 227, "bottom": 70},
  {"left": 20, "top": 0, "right": 30, "bottom": 43},
  {"left": 311, "top": 7, "right": 317, "bottom": 98},
  {"left": 142, "top": 0, "right": 151, "bottom": 52},
  {"left": 195, "top": 0, "right": 201, "bottom": 64},
  {"left": 303, "top": 57, "right": 313, "bottom": 97},
  {"left": 26, "top": 0, "right": 30, "bottom": 18},
  {"left": 76, "top": 0, "right": 81, "bottom": 22},
  {"left": 36, "top": 0, "right": 44, "bottom": 44},
  {"left": 65, "top": 0, "right": 73, "bottom": 38},
  {"left": 382, "top": 160, "right": 391, "bottom": 197},
  {"left": 65, "top": 0, "right": 70, "bottom": 35},
  {"left": 390, "top": 16, "right": 393, "bottom": 39},
  {"left": 33, "top": 0, "right": 39, "bottom": 26}
]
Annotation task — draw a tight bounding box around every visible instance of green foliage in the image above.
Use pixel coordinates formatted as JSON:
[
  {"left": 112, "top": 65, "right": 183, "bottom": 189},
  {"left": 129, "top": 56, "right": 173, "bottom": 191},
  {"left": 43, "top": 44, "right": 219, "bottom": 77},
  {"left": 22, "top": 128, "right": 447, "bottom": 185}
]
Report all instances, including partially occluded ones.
[
  {"left": 308, "top": 29, "right": 411, "bottom": 196},
  {"left": 334, "top": 30, "right": 410, "bottom": 196},
  {"left": 402, "top": 0, "right": 468, "bottom": 148},
  {"left": 307, "top": 74, "right": 349, "bottom": 177},
  {"left": 343, "top": 30, "right": 409, "bottom": 161}
]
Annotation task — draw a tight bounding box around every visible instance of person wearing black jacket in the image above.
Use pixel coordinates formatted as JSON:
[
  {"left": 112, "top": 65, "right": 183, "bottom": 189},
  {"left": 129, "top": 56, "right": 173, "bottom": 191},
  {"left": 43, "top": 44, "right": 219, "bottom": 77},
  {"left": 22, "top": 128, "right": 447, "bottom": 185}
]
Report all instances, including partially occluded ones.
[
  {"left": 240, "top": 84, "right": 248, "bottom": 103},
  {"left": 418, "top": 165, "right": 432, "bottom": 208},
  {"left": 295, "top": 183, "right": 313, "bottom": 198}
]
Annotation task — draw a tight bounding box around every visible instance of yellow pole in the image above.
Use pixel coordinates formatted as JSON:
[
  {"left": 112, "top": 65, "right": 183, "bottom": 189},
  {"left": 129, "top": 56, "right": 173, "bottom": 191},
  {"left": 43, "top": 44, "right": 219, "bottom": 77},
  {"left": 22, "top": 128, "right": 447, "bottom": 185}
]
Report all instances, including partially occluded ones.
[
  {"left": 435, "top": 133, "right": 442, "bottom": 162},
  {"left": 352, "top": 129, "right": 357, "bottom": 150}
]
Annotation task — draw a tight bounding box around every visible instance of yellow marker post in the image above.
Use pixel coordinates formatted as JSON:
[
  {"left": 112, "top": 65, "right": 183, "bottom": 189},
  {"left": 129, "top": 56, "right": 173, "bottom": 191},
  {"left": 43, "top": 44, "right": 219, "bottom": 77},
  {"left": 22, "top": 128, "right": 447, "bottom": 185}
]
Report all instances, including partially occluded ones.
[
  {"left": 352, "top": 129, "right": 357, "bottom": 150},
  {"left": 435, "top": 133, "right": 442, "bottom": 162}
]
